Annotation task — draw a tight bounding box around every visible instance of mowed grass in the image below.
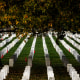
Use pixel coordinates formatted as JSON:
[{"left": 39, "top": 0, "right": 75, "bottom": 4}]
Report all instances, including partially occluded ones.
[
  {"left": 5, "top": 37, "right": 34, "bottom": 80},
  {"left": 1, "top": 36, "right": 26, "bottom": 65},
  {"left": 64, "top": 38, "right": 80, "bottom": 74},
  {"left": 1, "top": 35, "right": 80, "bottom": 80},
  {"left": 53, "top": 36, "right": 80, "bottom": 74},
  {"left": 30, "top": 37, "right": 47, "bottom": 80},
  {"left": 45, "top": 36, "right": 71, "bottom": 80}
]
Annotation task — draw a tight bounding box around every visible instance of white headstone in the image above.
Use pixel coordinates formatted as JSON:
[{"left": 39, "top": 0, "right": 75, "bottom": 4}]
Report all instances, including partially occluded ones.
[{"left": 9, "top": 59, "right": 14, "bottom": 67}]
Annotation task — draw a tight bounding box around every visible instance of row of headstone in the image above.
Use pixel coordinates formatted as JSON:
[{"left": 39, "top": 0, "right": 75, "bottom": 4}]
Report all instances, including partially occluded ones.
[
  {"left": 21, "top": 35, "right": 36, "bottom": 80},
  {"left": 53, "top": 31, "right": 58, "bottom": 37},
  {"left": 42, "top": 36, "right": 55, "bottom": 80},
  {"left": 48, "top": 31, "right": 58, "bottom": 37},
  {"left": 21, "top": 66, "right": 31, "bottom": 80},
  {"left": 0, "top": 34, "right": 9, "bottom": 40},
  {"left": 42, "top": 36, "right": 50, "bottom": 66},
  {"left": 65, "top": 36, "right": 80, "bottom": 50},
  {"left": 0, "top": 39, "right": 7, "bottom": 47},
  {"left": 47, "top": 66, "right": 55, "bottom": 80},
  {"left": 48, "top": 33, "right": 69, "bottom": 67},
  {"left": 9, "top": 33, "right": 31, "bottom": 67},
  {"left": 48, "top": 32, "right": 80, "bottom": 79},
  {"left": 0, "top": 33, "right": 2, "bottom": 36},
  {"left": 48, "top": 33, "right": 64, "bottom": 59},
  {"left": 28, "top": 35, "right": 37, "bottom": 67},
  {"left": 59, "top": 40, "right": 80, "bottom": 62},
  {"left": 0, "top": 34, "right": 9, "bottom": 47},
  {"left": 6, "top": 34, "right": 16, "bottom": 43},
  {"left": 0, "top": 34, "right": 16, "bottom": 47},
  {"left": 72, "top": 35, "right": 80, "bottom": 43},
  {"left": 0, "top": 65, "right": 9, "bottom": 80},
  {"left": 75, "top": 33, "right": 80, "bottom": 38},
  {"left": 66, "top": 32, "right": 80, "bottom": 44},
  {"left": 67, "top": 64, "right": 80, "bottom": 80},
  {"left": 0, "top": 34, "right": 22, "bottom": 59}
]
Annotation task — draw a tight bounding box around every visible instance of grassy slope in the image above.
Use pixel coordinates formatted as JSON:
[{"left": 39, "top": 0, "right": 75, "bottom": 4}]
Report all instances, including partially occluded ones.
[
  {"left": 5, "top": 37, "right": 34, "bottom": 80},
  {"left": 30, "top": 37, "right": 47, "bottom": 80},
  {"left": 45, "top": 36, "right": 71, "bottom": 80}
]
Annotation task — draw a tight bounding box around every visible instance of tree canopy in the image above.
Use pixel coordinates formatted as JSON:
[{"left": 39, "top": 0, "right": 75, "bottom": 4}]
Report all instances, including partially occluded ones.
[{"left": 0, "top": 0, "right": 80, "bottom": 33}]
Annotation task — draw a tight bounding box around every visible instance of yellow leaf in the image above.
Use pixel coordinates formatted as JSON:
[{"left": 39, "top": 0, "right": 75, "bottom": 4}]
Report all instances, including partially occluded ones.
[{"left": 71, "top": 19, "right": 73, "bottom": 22}]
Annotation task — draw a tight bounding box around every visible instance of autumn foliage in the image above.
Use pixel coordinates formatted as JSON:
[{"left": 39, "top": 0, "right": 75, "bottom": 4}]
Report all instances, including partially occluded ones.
[{"left": 0, "top": 0, "right": 80, "bottom": 32}]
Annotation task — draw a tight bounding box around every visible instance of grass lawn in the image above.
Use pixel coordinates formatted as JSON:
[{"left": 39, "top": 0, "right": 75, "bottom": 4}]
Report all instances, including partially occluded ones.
[
  {"left": 1, "top": 36, "right": 26, "bottom": 65},
  {"left": 5, "top": 37, "right": 34, "bottom": 80},
  {"left": 53, "top": 36, "right": 80, "bottom": 74},
  {"left": 1, "top": 36, "right": 80, "bottom": 80},
  {"left": 45, "top": 36, "right": 71, "bottom": 80},
  {"left": 30, "top": 37, "right": 47, "bottom": 80}
]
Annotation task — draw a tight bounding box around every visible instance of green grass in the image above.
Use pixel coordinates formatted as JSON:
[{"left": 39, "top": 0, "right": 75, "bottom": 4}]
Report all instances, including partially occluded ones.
[
  {"left": 1, "top": 36, "right": 80, "bottom": 80},
  {"left": 45, "top": 36, "right": 71, "bottom": 80},
  {"left": 1, "top": 36, "right": 26, "bottom": 65},
  {"left": 30, "top": 37, "right": 47, "bottom": 80},
  {"left": 54, "top": 36, "right": 80, "bottom": 65},
  {"left": 14, "top": 37, "right": 34, "bottom": 68},
  {"left": 53, "top": 36, "right": 80, "bottom": 74},
  {"left": 5, "top": 37, "right": 34, "bottom": 80}
]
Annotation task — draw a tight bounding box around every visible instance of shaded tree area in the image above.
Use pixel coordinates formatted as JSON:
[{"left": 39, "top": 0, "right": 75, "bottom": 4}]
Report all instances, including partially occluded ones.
[{"left": 0, "top": 0, "right": 80, "bottom": 33}]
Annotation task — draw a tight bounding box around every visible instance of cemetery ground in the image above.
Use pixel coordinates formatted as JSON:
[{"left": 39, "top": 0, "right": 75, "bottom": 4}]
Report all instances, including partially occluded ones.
[
  {"left": 53, "top": 36, "right": 80, "bottom": 74},
  {"left": 0, "top": 37, "right": 16, "bottom": 51},
  {"left": 0, "top": 34, "right": 80, "bottom": 80}
]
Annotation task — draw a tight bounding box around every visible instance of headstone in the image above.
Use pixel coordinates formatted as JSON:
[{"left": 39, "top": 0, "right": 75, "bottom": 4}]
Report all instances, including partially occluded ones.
[
  {"left": 62, "top": 56, "right": 69, "bottom": 67},
  {"left": 72, "top": 71, "right": 78, "bottom": 80},
  {"left": 1, "top": 69, "right": 5, "bottom": 79},
  {"left": 77, "top": 55, "right": 80, "bottom": 62},
  {"left": 59, "top": 51, "right": 64, "bottom": 60},
  {"left": 45, "top": 54, "right": 49, "bottom": 58},
  {"left": 28, "top": 56, "right": 32, "bottom": 67},
  {"left": 4, "top": 65, "right": 9, "bottom": 74},
  {"left": 45, "top": 57, "right": 50, "bottom": 66},
  {"left": 13, "top": 54, "right": 17, "bottom": 62},
  {"left": 22, "top": 66, "right": 31, "bottom": 80},
  {"left": 9, "top": 58, "right": 14, "bottom": 67},
  {"left": 67, "top": 64, "right": 72, "bottom": 72},
  {"left": 47, "top": 66, "right": 55, "bottom": 80},
  {"left": 0, "top": 72, "right": 4, "bottom": 80},
  {"left": 15, "top": 50, "right": 19, "bottom": 58}
]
